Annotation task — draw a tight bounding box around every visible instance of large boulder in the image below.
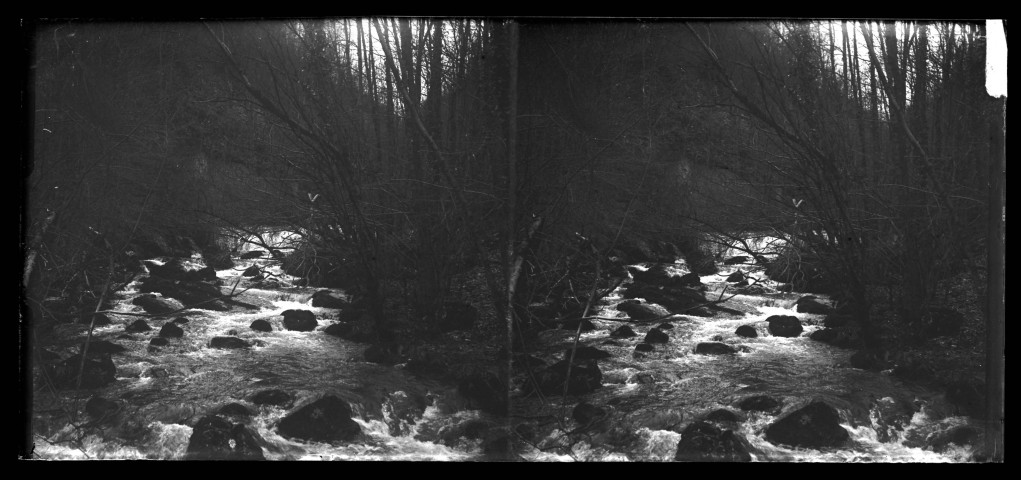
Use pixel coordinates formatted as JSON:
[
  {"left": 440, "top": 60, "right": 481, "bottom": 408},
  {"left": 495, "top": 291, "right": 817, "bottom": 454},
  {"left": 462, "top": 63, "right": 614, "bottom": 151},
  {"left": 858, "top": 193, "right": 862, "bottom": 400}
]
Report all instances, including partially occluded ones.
[
  {"left": 694, "top": 342, "right": 738, "bottom": 355},
  {"left": 310, "top": 290, "right": 349, "bottom": 309},
  {"left": 131, "top": 294, "right": 182, "bottom": 315},
  {"left": 628, "top": 265, "right": 683, "bottom": 287},
  {"left": 809, "top": 325, "right": 863, "bottom": 349},
  {"left": 528, "top": 359, "right": 602, "bottom": 396},
  {"left": 438, "top": 302, "right": 479, "bottom": 333},
  {"left": 277, "top": 396, "right": 362, "bottom": 443},
  {"left": 209, "top": 336, "right": 249, "bottom": 349},
  {"left": 678, "top": 272, "right": 702, "bottom": 288},
  {"left": 726, "top": 270, "right": 746, "bottom": 283},
  {"left": 621, "top": 284, "right": 708, "bottom": 316},
  {"left": 674, "top": 421, "right": 752, "bottom": 462},
  {"left": 644, "top": 328, "right": 669, "bottom": 344},
  {"left": 85, "top": 396, "right": 120, "bottom": 420},
  {"left": 764, "top": 400, "right": 850, "bottom": 449},
  {"left": 186, "top": 415, "right": 265, "bottom": 460},
  {"left": 139, "top": 276, "right": 228, "bottom": 311},
  {"left": 766, "top": 315, "right": 804, "bottom": 337},
  {"left": 572, "top": 402, "right": 607, "bottom": 425},
  {"left": 242, "top": 265, "right": 261, "bottom": 277},
  {"left": 250, "top": 319, "right": 273, "bottom": 332},
  {"left": 281, "top": 309, "right": 318, "bottom": 332},
  {"left": 795, "top": 296, "right": 833, "bottom": 314},
  {"left": 616, "top": 300, "right": 671, "bottom": 321},
  {"left": 80, "top": 340, "right": 127, "bottom": 355}
]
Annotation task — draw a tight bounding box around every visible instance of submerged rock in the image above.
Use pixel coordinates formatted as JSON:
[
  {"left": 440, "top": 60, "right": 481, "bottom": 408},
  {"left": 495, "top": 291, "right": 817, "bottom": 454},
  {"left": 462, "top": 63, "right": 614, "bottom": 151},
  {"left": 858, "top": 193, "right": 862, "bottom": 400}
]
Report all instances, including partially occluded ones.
[
  {"left": 277, "top": 396, "right": 362, "bottom": 443},
  {"left": 674, "top": 421, "right": 752, "bottom": 462},
  {"left": 187, "top": 415, "right": 265, "bottom": 460},
  {"left": 764, "top": 400, "right": 850, "bottom": 449}
]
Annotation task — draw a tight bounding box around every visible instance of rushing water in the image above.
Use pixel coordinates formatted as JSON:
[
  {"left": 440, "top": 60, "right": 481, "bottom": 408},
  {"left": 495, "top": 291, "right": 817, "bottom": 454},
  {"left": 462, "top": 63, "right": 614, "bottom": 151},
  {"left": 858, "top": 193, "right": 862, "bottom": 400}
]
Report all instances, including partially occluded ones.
[{"left": 30, "top": 238, "right": 981, "bottom": 461}]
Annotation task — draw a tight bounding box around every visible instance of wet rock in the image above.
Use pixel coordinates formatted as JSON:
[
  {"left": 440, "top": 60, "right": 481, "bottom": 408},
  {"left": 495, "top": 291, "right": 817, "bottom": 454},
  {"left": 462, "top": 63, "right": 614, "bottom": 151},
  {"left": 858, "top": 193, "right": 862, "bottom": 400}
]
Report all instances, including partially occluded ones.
[
  {"left": 694, "top": 342, "right": 737, "bottom": 355},
  {"left": 90, "top": 313, "right": 112, "bottom": 326},
  {"left": 764, "top": 400, "right": 850, "bottom": 449},
  {"left": 766, "top": 315, "right": 803, "bottom": 337},
  {"left": 364, "top": 343, "right": 406, "bottom": 364},
  {"left": 628, "top": 264, "right": 683, "bottom": 287},
  {"left": 930, "top": 425, "right": 982, "bottom": 453},
  {"left": 277, "top": 396, "right": 362, "bottom": 443},
  {"left": 735, "top": 325, "right": 758, "bottom": 338},
  {"left": 240, "top": 250, "right": 265, "bottom": 260},
  {"left": 602, "top": 340, "right": 621, "bottom": 347},
  {"left": 703, "top": 409, "right": 743, "bottom": 424},
  {"left": 726, "top": 270, "right": 746, "bottom": 283},
  {"left": 281, "top": 309, "right": 318, "bottom": 331},
  {"left": 209, "top": 336, "right": 249, "bottom": 349},
  {"left": 336, "top": 308, "right": 367, "bottom": 323},
  {"left": 678, "top": 272, "right": 702, "bottom": 287},
  {"left": 711, "top": 334, "right": 725, "bottom": 342},
  {"left": 139, "top": 276, "right": 228, "bottom": 311},
  {"left": 657, "top": 322, "right": 674, "bottom": 330},
  {"left": 632, "top": 372, "right": 657, "bottom": 384},
  {"left": 227, "top": 329, "right": 239, "bottom": 336},
  {"left": 528, "top": 359, "right": 602, "bottom": 396},
  {"left": 795, "top": 296, "right": 833, "bottom": 314},
  {"left": 564, "top": 345, "right": 613, "bottom": 361},
  {"left": 610, "top": 325, "right": 637, "bottom": 338},
  {"left": 616, "top": 300, "right": 671, "bottom": 321},
  {"left": 776, "top": 283, "right": 794, "bottom": 292},
  {"left": 674, "top": 421, "right": 752, "bottom": 462},
  {"left": 242, "top": 265, "right": 260, "bottom": 277},
  {"left": 310, "top": 290, "right": 349, "bottom": 309},
  {"left": 172, "top": 317, "right": 190, "bottom": 324},
  {"left": 125, "top": 319, "right": 153, "bottom": 333},
  {"left": 159, "top": 322, "right": 184, "bottom": 338},
  {"left": 85, "top": 396, "right": 119, "bottom": 420},
  {"left": 644, "top": 328, "right": 669, "bottom": 344},
  {"left": 737, "top": 395, "right": 783, "bottom": 413},
  {"left": 560, "top": 317, "right": 596, "bottom": 332},
  {"left": 870, "top": 396, "right": 915, "bottom": 443},
  {"left": 438, "top": 302, "right": 479, "bottom": 332},
  {"left": 724, "top": 255, "right": 750, "bottom": 265},
  {"left": 440, "top": 418, "right": 495, "bottom": 446},
  {"left": 149, "top": 337, "right": 169, "bottom": 347},
  {"left": 382, "top": 390, "right": 428, "bottom": 436},
  {"left": 250, "top": 319, "right": 273, "bottom": 332},
  {"left": 186, "top": 415, "right": 265, "bottom": 460},
  {"left": 573, "top": 402, "right": 607, "bottom": 424},
  {"left": 132, "top": 294, "right": 182, "bottom": 315},
  {"left": 634, "top": 343, "right": 655, "bottom": 353},
  {"left": 251, "top": 389, "right": 292, "bottom": 407},
  {"left": 622, "top": 284, "right": 707, "bottom": 315},
  {"left": 218, "top": 403, "right": 253, "bottom": 418},
  {"left": 458, "top": 370, "right": 507, "bottom": 415}
]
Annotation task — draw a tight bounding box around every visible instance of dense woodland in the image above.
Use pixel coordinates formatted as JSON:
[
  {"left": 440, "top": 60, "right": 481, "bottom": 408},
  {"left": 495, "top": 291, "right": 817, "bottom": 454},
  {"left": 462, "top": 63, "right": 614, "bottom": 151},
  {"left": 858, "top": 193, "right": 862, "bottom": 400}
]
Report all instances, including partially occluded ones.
[{"left": 22, "top": 19, "right": 1003, "bottom": 460}]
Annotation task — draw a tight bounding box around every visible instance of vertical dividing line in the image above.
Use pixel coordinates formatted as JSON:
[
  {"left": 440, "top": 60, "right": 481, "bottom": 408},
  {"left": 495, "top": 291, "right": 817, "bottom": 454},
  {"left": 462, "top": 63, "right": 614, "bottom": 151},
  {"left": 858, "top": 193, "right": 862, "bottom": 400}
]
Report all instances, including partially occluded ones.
[{"left": 504, "top": 19, "right": 519, "bottom": 459}]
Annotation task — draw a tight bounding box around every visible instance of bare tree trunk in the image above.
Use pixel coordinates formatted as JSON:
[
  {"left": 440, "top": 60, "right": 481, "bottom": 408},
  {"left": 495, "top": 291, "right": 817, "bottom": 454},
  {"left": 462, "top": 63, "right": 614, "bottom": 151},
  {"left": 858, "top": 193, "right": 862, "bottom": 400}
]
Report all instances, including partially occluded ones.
[{"left": 504, "top": 20, "right": 519, "bottom": 430}]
